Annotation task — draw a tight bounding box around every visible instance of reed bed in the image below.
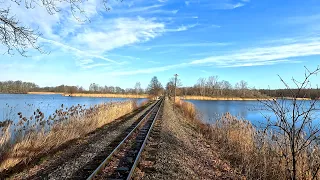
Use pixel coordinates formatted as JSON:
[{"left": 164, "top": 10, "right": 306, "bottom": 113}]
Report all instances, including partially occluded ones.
[
  {"left": 0, "top": 100, "right": 137, "bottom": 172},
  {"left": 175, "top": 99, "right": 320, "bottom": 179},
  {"left": 180, "top": 95, "right": 270, "bottom": 101},
  {"left": 63, "top": 93, "right": 149, "bottom": 99}
]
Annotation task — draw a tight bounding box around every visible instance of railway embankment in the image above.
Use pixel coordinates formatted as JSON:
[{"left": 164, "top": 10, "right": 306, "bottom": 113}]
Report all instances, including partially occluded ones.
[
  {"left": 139, "top": 98, "right": 243, "bottom": 179},
  {"left": 2, "top": 101, "right": 155, "bottom": 179}
]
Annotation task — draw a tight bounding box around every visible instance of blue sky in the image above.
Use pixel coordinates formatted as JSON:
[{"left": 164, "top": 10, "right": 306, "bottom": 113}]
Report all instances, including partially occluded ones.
[{"left": 1, "top": 0, "right": 320, "bottom": 89}]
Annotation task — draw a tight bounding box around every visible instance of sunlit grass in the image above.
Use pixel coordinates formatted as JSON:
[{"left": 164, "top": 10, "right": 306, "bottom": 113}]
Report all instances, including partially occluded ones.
[
  {"left": 0, "top": 100, "right": 138, "bottom": 171},
  {"left": 175, "top": 99, "right": 320, "bottom": 179}
]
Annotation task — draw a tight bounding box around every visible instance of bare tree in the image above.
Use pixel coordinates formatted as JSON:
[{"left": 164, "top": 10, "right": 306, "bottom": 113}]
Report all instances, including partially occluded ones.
[
  {"left": 134, "top": 82, "right": 142, "bottom": 95},
  {"left": 259, "top": 66, "right": 320, "bottom": 180},
  {"left": 220, "top": 80, "right": 232, "bottom": 96},
  {"left": 206, "top": 75, "right": 219, "bottom": 96},
  {"left": 196, "top": 78, "right": 207, "bottom": 96},
  {"left": 239, "top": 80, "right": 248, "bottom": 97},
  {"left": 0, "top": 0, "right": 118, "bottom": 56},
  {"left": 166, "top": 77, "right": 182, "bottom": 98},
  {"left": 147, "top": 76, "right": 163, "bottom": 97}
]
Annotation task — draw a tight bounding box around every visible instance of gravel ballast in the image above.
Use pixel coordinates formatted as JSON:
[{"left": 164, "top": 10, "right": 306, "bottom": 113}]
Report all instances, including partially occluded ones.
[
  {"left": 9, "top": 102, "right": 155, "bottom": 180},
  {"left": 140, "top": 98, "right": 244, "bottom": 180}
]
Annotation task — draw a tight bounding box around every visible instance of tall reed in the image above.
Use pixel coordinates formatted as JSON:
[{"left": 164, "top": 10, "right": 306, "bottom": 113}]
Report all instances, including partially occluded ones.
[
  {"left": 175, "top": 99, "right": 320, "bottom": 179},
  {"left": 0, "top": 100, "right": 137, "bottom": 171}
]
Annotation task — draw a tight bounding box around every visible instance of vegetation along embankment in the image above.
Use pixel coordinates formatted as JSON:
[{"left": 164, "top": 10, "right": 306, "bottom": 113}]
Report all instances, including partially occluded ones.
[
  {"left": 3, "top": 77, "right": 320, "bottom": 100},
  {"left": 173, "top": 98, "right": 320, "bottom": 179},
  {"left": 0, "top": 99, "right": 147, "bottom": 172},
  {"left": 27, "top": 92, "right": 64, "bottom": 95},
  {"left": 141, "top": 97, "right": 244, "bottom": 179},
  {"left": 62, "top": 93, "right": 149, "bottom": 98},
  {"left": 27, "top": 92, "right": 149, "bottom": 98},
  {"left": 180, "top": 95, "right": 271, "bottom": 101}
]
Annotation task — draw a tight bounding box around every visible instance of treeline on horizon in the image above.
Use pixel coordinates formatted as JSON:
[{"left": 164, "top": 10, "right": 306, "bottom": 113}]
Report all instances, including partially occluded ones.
[
  {"left": 0, "top": 81, "right": 145, "bottom": 95},
  {"left": 1, "top": 78, "right": 320, "bottom": 99}
]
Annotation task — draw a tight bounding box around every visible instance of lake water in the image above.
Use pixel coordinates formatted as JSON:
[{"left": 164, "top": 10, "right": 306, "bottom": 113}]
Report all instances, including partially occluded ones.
[
  {"left": 185, "top": 100, "right": 320, "bottom": 127},
  {"left": 0, "top": 94, "right": 147, "bottom": 123}
]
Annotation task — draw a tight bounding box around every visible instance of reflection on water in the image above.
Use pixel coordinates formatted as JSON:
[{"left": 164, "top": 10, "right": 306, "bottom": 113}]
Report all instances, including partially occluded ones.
[
  {"left": 185, "top": 100, "right": 261, "bottom": 125},
  {"left": 0, "top": 94, "right": 146, "bottom": 123},
  {"left": 185, "top": 100, "right": 320, "bottom": 127}
]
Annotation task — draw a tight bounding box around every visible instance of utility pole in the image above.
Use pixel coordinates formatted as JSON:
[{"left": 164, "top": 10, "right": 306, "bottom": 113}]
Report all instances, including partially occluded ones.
[{"left": 173, "top": 74, "right": 178, "bottom": 110}]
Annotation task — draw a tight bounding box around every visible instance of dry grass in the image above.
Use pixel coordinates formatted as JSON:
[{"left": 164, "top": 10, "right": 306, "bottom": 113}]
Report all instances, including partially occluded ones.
[
  {"left": 27, "top": 92, "right": 150, "bottom": 98},
  {"left": 0, "top": 100, "right": 137, "bottom": 172},
  {"left": 27, "top": 92, "right": 64, "bottom": 95},
  {"left": 64, "top": 93, "right": 149, "bottom": 98},
  {"left": 180, "top": 95, "right": 270, "bottom": 101},
  {"left": 175, "top": 99, "right": 320, "bottom": 179}
]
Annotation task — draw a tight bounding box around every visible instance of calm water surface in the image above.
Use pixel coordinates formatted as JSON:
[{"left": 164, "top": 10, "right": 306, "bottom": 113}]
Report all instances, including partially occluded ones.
[
  {"left": 0, "top": 94, "right": 146, "bottom": 123},
  {"left": 185, "top": 100, "right": 320, "bottom": 127}
]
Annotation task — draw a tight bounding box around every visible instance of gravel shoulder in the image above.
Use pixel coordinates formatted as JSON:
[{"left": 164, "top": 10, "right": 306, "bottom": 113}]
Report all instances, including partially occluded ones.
[
  {"left": 142, "top": 98, "right": 244, "bottom": 180},
  {"left": 9, "top": 101, "right": 155, "bottom": 180}
]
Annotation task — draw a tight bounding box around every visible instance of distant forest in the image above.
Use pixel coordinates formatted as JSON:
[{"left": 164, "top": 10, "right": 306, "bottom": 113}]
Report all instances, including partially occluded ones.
[
  {"left": 1, "top": 78, "right": 320, "bottom": 99},
  {"left": 0, "top": 81, "right": 144, "bottom": 95}
]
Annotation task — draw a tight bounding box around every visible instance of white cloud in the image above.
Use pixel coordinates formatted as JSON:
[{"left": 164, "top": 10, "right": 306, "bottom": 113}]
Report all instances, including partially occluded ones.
[
  {"left": 190, "top": 40, "right": 320, "bottom": 66},
  {"left": 221, "top": 60, "right": 300, "bottom": 67},
  {"left": 73, "top": 17, "right": 165, "bottom": 53},
  {"left": 139, "top": 42, "right": 230, "bottom": 49},
  {"left": 107, "top": 38, "right": 320, "bottom": 76},
  {"left": 82, "top": 63, "right": 110, "bottom": 69},
  {"left": 114, "top": 4, "right": 164, "bottom": 13},
  {"left": 209, "top": 0, "right": 247, "bottom": 10},
  {"left": 40, "top": 38, "right": 118, "bottom": 63},
  {"left": 166, "top": 24, "right": 198, "bottom": 32},
  {"left": 76, "top": 59, "right": 94, "bottom": 66},
  {"left": 220, "top": 3, "right": 245, "bottom": 9}
]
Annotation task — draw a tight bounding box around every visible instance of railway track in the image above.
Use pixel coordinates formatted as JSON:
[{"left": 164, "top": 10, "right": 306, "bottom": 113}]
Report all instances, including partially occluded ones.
[{"left": 72, "top": 97, "right": 163, "bottom": 180}]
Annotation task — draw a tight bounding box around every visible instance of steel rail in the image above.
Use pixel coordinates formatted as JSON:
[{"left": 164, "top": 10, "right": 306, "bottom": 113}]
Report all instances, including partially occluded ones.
[
  {"left": 86, "top": 98, "right": 163, "bottom": 180},
  {"left": 126, "top": 97, "right": 163, "bottom": 180}
]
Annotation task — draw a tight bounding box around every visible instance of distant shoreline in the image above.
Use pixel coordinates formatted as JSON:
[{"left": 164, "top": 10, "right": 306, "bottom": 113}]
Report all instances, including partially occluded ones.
[
  {"left": 180, "top": 95, "right": 312, "bottom": 101},
  {"left": 15, "top": 93, "right": 314, "bottom": 101},
  {"left": 63, "top": 93, "right": 149, "bottom": 98},
  {"left": 180, "top": 96, "right": 269, "bottom": 101},
  {"left": 27, "top": 92, "right": 149, "bottom": 98},
  {"left": 27, "top": 92, "right": 64, "bottom": 95}
]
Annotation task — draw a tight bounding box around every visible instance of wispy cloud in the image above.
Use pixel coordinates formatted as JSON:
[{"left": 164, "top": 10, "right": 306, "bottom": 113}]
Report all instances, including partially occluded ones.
[
  {"left": 219, "top": 2, "right": 245, "bottom": 9},
  {"left": 138, "top": 42, "right": 230, "bottom": 49},
  {"left": 40, "top": 38, "right": 119, "bottom": 64},
  {"left": 109, "top": 63, "right": 188, "bottom": 76},
  {"left": 211, "top": 2, "right": 245, "bottom": 10},
  {"left": 190, "top": 40, "right": 320, "bottom": 66},
  {"left": 112, "top": 4, "right": 168, "bottom": 14},
  {"left": 82, "top": 63, "right": 110, "bottom": 69},
  {"left": 73, "top": 17, "right": 165, "bottom": 53},
  {"left": 107, "top": 37, "right": 320, "bottom": 76},
  {"left": 220, "top": 60, "right": 301, "bottom": 67},
  {"left": 166, "top": 24, "right": 198, "bottom": 32}
]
